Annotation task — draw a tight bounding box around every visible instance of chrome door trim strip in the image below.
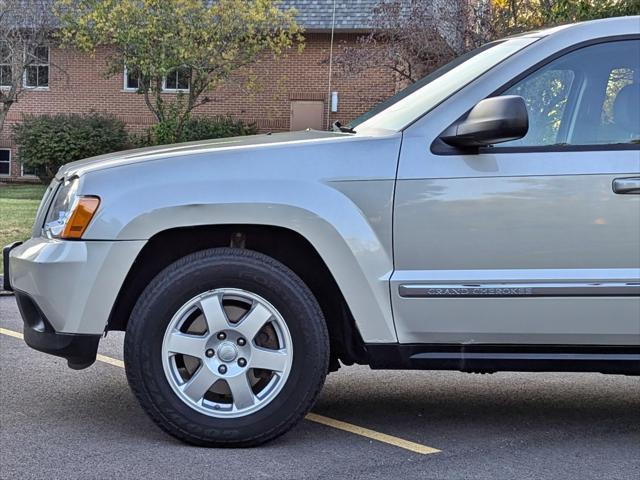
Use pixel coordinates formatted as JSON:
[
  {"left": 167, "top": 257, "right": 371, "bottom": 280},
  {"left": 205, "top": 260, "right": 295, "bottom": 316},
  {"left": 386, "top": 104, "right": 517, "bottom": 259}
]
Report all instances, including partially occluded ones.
[{"left": 398, "top": 282, "right": 640, "bottom": 298}]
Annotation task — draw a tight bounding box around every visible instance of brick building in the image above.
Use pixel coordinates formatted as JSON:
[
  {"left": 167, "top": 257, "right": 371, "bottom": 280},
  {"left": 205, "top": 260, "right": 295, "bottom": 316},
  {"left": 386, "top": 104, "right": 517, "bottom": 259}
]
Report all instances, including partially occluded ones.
[{"left": 0, "top": 0, "right": 401, "bottom": 181}]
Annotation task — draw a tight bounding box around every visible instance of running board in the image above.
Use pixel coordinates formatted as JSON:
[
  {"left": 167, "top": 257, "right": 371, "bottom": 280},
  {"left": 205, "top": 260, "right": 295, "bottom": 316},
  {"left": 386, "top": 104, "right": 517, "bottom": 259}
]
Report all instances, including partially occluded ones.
[{"left": 366, "top": 344, "right": 640, "bottom": 375}]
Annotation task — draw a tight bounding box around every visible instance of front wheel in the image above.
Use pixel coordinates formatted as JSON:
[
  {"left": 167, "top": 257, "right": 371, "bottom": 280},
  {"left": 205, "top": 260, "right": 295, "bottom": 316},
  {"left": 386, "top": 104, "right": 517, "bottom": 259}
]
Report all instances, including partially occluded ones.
[{"left": 124, "top": 248, "right": 329, "bottom": 447}]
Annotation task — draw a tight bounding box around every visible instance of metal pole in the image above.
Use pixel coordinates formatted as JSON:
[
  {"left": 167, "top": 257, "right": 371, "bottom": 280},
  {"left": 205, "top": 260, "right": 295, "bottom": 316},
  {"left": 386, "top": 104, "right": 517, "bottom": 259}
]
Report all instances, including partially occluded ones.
[{"left": 326, "top": 0, "right": 337, "bottom": 129}]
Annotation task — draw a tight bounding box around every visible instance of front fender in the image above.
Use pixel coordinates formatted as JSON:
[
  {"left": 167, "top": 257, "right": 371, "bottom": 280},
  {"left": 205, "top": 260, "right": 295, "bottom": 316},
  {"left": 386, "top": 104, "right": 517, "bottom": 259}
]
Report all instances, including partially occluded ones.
[{"left": 82, "top": 157, "right": 399, "bottom": 342}]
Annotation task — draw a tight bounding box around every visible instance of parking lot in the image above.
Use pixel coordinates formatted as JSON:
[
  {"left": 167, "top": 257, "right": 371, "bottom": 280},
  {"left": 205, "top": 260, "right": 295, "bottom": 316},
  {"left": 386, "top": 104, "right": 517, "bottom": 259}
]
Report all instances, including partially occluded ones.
[{"left": 1, "top": 295, "right": 639, "bottom": 480}]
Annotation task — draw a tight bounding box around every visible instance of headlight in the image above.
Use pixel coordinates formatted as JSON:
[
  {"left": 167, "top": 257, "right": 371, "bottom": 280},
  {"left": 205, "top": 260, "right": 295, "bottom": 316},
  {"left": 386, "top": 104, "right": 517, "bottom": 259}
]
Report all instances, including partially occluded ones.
[{"left": 43, "top": 178, "right": 100, "bottom": 239}]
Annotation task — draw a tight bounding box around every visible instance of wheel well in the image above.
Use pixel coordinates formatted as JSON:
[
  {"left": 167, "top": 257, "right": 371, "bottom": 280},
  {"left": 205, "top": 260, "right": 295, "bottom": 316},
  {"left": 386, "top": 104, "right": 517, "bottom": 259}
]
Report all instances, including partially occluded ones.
[{"left": 107, "top": 225, "right": 369, "bottom": 370}]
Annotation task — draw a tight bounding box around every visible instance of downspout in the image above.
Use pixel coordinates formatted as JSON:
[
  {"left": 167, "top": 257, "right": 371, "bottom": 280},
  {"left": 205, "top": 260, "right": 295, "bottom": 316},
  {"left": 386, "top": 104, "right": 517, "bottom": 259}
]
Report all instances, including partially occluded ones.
[{"left": 326, "top": 0, "right": 337, "bottom": 129}]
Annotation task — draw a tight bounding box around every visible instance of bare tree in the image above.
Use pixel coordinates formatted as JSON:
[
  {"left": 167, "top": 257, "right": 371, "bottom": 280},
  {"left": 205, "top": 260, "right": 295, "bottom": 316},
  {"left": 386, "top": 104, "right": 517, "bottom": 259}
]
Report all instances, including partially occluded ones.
[
  {"left": 0, "top": 0, "right": 57, "bottom": 132},
  {"left": 333, "top": 0, "right": 494, "bottom": 86}
]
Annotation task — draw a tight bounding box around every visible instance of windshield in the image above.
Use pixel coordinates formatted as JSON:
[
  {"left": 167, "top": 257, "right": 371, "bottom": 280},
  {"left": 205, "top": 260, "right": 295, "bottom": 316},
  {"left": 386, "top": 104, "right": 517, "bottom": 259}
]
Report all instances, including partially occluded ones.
[{"left": 351, "top": 37, "right": 538, "bottom": 132}]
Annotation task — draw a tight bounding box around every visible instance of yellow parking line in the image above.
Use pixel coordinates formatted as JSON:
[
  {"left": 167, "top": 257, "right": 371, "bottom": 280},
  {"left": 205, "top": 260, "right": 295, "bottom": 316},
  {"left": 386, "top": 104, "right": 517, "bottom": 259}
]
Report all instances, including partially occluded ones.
[
  {"left": 96, "top": 353, "right": 125, "bottom": 368},
  {"left": 305, "top": 413, "right": 440, "bottom": 454},
  {"left": 0, "top": 327, "right": 22, "bottom": 339},
  {"left": 0, "top": 326, "right": 440, "bottom": 455}
]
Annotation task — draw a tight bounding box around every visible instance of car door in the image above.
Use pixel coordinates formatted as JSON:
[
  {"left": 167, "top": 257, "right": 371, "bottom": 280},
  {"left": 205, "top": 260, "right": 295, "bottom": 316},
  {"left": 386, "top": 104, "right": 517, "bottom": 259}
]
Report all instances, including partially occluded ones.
[{"left": 391, "top": 38, "right": 640, "bottom": 346}]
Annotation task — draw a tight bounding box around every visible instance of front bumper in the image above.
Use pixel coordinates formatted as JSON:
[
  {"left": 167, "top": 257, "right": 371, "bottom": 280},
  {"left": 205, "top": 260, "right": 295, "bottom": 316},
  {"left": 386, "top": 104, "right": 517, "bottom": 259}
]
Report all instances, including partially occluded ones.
[
  {"left": 14, "top": 290, "right": 101, "bottom": 369},
  {"left": 7, "top": 237, "right": 145, "bottom": 335}
]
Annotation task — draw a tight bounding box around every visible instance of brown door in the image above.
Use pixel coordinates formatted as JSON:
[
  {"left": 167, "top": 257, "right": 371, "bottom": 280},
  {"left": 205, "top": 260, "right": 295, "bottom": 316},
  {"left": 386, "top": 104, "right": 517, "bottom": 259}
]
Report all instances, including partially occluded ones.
[{"left": 290, "top": 100, "right": 325, "bottom": 131}]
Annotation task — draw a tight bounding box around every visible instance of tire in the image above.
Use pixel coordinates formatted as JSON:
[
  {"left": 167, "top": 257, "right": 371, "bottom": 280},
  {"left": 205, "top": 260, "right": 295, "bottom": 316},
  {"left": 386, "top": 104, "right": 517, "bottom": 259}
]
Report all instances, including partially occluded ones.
[{"left": 124, "top": 247, "right": 330, "bottom": 447}]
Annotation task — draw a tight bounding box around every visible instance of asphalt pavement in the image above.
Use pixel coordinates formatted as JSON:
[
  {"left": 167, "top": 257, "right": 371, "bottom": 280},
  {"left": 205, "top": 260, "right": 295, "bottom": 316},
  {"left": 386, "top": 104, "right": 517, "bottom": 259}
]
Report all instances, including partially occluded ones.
[{"left": 1, "top": 295, "right": 639, "bottom": 480}]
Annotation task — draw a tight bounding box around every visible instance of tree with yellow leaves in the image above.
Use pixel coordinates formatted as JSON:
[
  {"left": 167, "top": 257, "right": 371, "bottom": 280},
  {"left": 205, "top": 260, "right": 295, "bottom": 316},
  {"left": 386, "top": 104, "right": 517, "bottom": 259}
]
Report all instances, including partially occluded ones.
[
  {"left": 492, "top": 0, "right": 640, "bottom": 37},
  {"left": 56, "top": 0, "right": 303, "bottom": 143}
]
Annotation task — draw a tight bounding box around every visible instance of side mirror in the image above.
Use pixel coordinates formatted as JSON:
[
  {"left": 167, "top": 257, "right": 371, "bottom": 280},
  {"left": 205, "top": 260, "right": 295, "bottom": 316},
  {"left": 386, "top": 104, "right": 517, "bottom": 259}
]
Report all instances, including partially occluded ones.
[{"left": 440, "top": 95, "right": 529, "bottom": 148}]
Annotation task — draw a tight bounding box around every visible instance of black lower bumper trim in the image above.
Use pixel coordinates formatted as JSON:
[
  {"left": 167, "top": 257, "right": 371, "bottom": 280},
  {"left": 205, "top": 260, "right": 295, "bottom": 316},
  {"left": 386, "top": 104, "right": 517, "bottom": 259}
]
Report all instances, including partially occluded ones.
[
  {"left": 3, "top": 241, "right": 23, "bottom": 291},
  {"left": 366, "top": 343, "right": 640, "bottom": 375},
  {"left": 15, "top": 291, "right": 100, "bottom": 370}
]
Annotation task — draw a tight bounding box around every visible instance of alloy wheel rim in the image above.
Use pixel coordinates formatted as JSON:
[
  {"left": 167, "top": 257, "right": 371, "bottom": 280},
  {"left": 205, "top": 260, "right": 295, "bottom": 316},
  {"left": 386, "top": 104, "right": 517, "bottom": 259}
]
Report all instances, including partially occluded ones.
[{"left": 161, "top": 288, "right": 293, "bottom": 418}]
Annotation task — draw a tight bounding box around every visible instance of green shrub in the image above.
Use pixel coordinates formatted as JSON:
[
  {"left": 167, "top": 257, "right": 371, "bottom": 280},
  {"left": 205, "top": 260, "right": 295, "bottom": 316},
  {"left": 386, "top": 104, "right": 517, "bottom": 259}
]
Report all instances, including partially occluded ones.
[
  {"left": 13, "top": 113, "right": 129, "bottom": 183},
  {"left": 137, "top": 115, "right": 259, "bottom": 147},
  {"left": 180, "top": 116, "right": 258, "bottom": 142}
]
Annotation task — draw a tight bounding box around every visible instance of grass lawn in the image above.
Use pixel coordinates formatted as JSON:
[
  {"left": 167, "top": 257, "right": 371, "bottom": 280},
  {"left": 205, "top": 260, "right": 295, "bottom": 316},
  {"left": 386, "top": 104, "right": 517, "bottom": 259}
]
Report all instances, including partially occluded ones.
[{"left": 0, "top": 184, "right": 47, "bottom": 274}]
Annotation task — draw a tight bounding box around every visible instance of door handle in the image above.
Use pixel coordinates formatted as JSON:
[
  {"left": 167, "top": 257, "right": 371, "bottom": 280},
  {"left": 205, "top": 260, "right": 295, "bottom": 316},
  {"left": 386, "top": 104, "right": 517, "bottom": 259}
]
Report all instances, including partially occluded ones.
[{"left": 613, "top": 177, "right": 640, "bottom": 194}]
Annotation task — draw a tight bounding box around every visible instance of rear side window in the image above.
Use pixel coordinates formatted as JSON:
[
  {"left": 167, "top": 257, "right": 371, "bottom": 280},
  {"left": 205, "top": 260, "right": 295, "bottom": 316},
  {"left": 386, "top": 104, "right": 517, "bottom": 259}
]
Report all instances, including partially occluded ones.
[{"left": 497, "top": 39, "right": 640, "bottom": 148}]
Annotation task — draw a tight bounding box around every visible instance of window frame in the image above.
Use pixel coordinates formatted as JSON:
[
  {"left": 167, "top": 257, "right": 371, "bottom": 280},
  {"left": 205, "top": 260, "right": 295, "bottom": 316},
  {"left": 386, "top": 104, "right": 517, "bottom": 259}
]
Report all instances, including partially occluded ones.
[
  {"left": 433, "top": 35, "right": 640, "bottom": 155},
  {"left": 0, "top": 148, "right": 11, "bottom": 177},
  {"left": 23, "top": 45, "right": 50, "bottom": 90}
]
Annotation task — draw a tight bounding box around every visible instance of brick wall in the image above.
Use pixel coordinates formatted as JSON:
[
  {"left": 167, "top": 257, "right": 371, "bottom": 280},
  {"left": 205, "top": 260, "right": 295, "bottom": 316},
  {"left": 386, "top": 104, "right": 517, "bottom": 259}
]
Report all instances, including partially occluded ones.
[{"left": 0, "top": 33, "right": 396, "bottom": 181}]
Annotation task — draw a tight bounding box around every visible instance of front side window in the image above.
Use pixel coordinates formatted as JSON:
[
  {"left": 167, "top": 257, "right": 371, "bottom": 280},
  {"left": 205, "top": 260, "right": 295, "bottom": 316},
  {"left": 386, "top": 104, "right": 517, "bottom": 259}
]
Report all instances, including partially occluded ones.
[
  {"left": 506, "top": 69, "right": 575, "bottom": 146},
  {"left": 0, "top": 43, "right": 12, "bottom": 87},
  {"left": 498, "top": 39, "right": 640, "bottom": 147},
  {"left": 25, "top": 46, "right": 49, "bottom": 88}
]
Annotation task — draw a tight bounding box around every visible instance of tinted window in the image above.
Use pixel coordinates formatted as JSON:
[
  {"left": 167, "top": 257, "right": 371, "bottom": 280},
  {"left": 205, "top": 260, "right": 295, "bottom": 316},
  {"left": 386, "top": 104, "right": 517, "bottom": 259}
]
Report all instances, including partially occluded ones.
[{"left": 499, "top": 40, "right": 640, "bottom": 147}]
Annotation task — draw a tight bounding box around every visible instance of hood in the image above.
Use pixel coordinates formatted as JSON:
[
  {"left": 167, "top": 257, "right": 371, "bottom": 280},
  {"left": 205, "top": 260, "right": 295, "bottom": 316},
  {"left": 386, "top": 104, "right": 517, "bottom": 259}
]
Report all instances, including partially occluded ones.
[{"left": 57, "top": 130, "right": 351, "bottom": 179}]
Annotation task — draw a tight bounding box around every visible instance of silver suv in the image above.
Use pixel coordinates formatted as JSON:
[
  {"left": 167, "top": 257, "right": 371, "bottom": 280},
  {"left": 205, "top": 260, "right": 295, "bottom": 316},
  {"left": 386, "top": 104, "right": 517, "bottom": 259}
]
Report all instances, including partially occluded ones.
[{"left": 4, "top": 17, "right": 640, "bottom": 447}]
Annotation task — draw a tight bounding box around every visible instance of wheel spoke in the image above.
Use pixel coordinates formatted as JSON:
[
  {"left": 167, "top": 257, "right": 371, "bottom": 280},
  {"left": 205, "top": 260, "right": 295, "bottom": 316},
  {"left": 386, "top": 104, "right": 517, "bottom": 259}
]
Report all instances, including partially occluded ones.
[
  {"left": 166, "top": 332, "right": 207, "bottom": 357},
  {"left": 235, "top": 303, "right": 272, "bottom": 341},
  {"left": 226, "top": 373, "right": 256, "bottom": 410},
  {"left": 199, "top": 294, "right": 229, "bottom": 334},
  {"left": 250, "top": 347, "right": 288, "bottom": 373},
  {"left": 181, "top": 364, "right": 220, "bottom": 403}
]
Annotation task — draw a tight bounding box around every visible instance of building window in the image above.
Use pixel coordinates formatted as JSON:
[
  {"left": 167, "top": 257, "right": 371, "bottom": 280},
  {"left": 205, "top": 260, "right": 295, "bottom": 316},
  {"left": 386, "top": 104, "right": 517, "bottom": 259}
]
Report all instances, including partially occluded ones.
[
  {"left": 164, "top": 66, "right": 190, "bottom": 91},
  {"left": 0, "top": 43, "right": 12, "bottom": 87},
  {"left": 124, "top": 66, "right": 190, "bottom": 92},
  {"left": 21, "top": 161, "right": 38, "bottom": 177},
  {"left": 24, "top": 46, "right": 49, "bottom": 88},
  {"left": 0, "top": 149, "right": 10, "bottom": 176},
  {"left": 124, "top": 66, "right": 140, "bottom": 91}
]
